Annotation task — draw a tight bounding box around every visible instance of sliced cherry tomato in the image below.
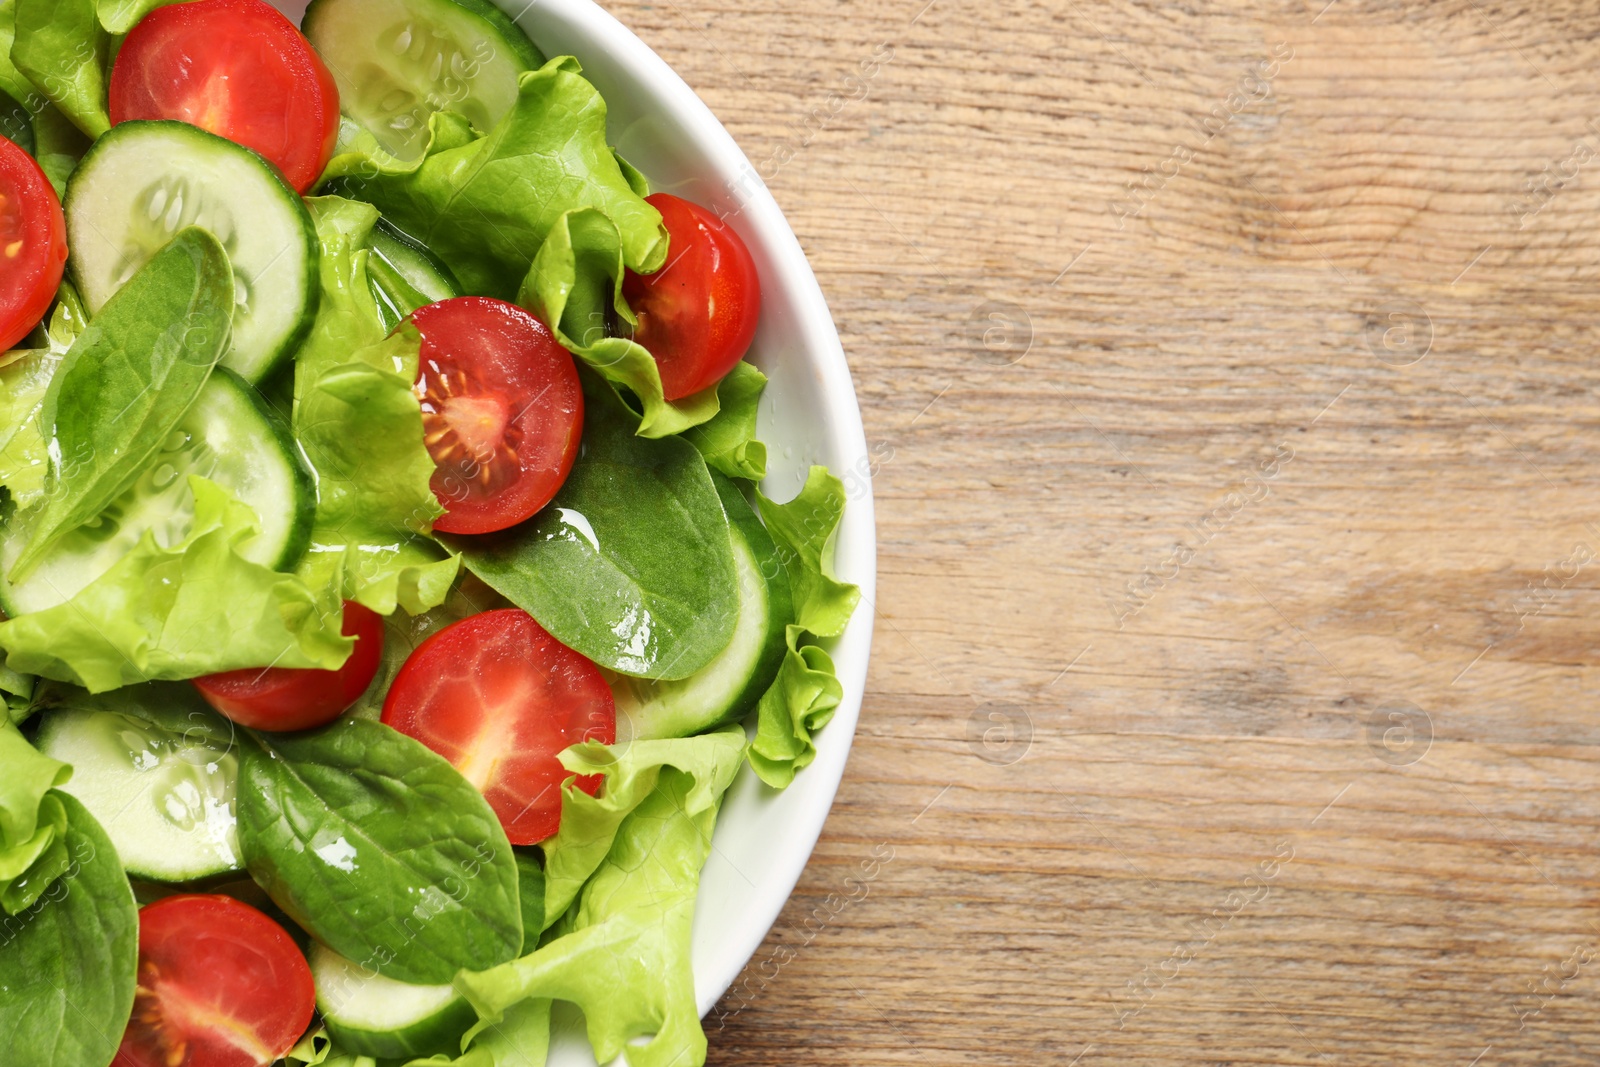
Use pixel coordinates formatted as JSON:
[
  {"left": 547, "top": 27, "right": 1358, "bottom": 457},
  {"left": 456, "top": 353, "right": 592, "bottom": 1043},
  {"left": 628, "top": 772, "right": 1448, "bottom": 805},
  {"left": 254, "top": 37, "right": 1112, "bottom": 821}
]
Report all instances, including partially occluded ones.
[
  {"left": 115, "top": 894, "right": 314, "bottom": 1067},
  {"left": 382, "top": 609, "right": 615, "bottom": 845},
  {"left": 109, "top": 0, "right": 339, "bottom": 193},
  {"left": 622, "top": 193, "right": 761, "bottom": 401},
  {"left": 192, "top": 602, "right": 383, "bottom": 732},
  {"left": 410, "top": 297, "right": 584, "bottom": 536},
  {"left": 0, "top": 135, "right": 67, "bottom": 352}
]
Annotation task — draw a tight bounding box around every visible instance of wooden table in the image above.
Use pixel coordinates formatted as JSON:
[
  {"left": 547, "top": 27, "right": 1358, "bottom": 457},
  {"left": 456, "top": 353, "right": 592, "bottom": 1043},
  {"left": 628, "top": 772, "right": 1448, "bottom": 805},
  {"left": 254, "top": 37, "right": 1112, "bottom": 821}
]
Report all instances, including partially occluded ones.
[{"left": 607, "top": 1, "right": 1600, "bottom": 1062}]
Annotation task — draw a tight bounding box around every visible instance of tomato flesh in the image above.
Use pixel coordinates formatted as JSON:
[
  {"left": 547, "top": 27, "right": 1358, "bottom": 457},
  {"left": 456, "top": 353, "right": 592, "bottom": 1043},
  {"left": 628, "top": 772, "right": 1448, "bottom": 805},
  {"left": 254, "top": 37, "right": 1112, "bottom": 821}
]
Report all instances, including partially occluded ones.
[
  {"left": 382, "top": 609, "right": 615, "bottom": 845},
  {"left": 109, "top": 0, "right": 339, "bottom": 193},
  {"left": 622, "top": 193, "right": 761, "bottom": 401},
  {"left": 0, "top": 135, "right": 67, "bottom": 351},
  {"left": 192, "top": 602, "right": 384, "bottom": 732},
  {"left": 411, "top": 298, "right": 584, "bottom": 536},
  {"left": 115, "top": 894, "right": 314, "bottom": 1067}
]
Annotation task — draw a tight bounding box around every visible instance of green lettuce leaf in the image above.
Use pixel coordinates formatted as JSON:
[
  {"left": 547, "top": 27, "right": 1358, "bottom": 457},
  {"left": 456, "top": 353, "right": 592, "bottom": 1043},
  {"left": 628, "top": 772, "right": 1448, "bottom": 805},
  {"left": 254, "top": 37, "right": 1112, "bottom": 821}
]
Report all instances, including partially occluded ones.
[
  {"left": 11, "top": 281, "right": 89, "bottom": 356},
  {"left": 40, "top": 280, "right": 88, "bottom": 349},
  {"left": 612, "top": 149, "right": 650, "bottom": 197},
  {"left": 746, "top": 467, "right": 861, "bottom": 787},
  {"left": 283, "top": 1028, "right": 337, "bottom": 1066},
  {"left": 293, "top": 335, "right": 460, "bottom": 615},
  {"left": 516, "top": 206, "right": 718, "bottom": 438},
  {"left": 682, "top": 362, "right": 768, "bottom": 480},
  {"left": 326, "top": 57, "right": 667, "bottom": 300},
  {"left": 747, "top": 629, "right": 843, "bottom": 788},
  {"left": 1, "top": 286, "right": 94, "bottom": 510},
  {"left": 95, "top": 0, "right": 176, "bottom": 33},
  {"left": 10, "top": 0, "right": 109, "bottom": 138},
  {"left": 1, "top": 664, "right": 33, "bottom": 723},
  {"left": 396, "top": 999, "right": 551, "bottom": 1067},
  {"left": 0, "top": 791, "right": 67, "bottom": 915},
  {"left": 292, "top": 198, "right": 458, "bottom": 615},
  {"left": 456, "top": 727, "right": 745, "bottom": 1067},
  {"left": 0, "top": 349, "right": 60, "bottom": 510},
  {"left": 537, "top": 727, "right": 748, "bottom": 930},
  {"left": 0, "top": 720, "right": 70, "bottom": 913},
  {"left": 757, "top": 466, "right": 860, "bottom": 639},
  {"left": 293, "top": 198, "right": 389, "bottom": 370},
  {"left": 0, "top": 3, "right": 90, "bottom": 196},
  {"left": 0, "top": 0, "right": 94, "bottom": 198},
  {"left": 0, "top": 1, "right": 39, "bottom": 111},
  {"left": 0, "top": 476, "right": 351, "bottom": 692},
  {"left": 313, "top": 1055, "right": 375, "bottom": 1067}
]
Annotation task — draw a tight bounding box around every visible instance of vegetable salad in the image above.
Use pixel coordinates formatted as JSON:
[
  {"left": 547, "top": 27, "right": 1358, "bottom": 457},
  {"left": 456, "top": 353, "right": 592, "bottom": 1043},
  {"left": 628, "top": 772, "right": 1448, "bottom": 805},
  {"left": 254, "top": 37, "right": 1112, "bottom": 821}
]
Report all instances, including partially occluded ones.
[{"left": 0, "top": 1, "right": 860, "bottom": 1065}]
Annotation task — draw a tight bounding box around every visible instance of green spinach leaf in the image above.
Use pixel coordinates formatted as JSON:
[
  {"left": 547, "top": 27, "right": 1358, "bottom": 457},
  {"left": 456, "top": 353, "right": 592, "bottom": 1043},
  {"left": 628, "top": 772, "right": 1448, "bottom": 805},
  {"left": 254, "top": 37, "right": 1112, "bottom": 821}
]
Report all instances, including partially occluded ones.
[
  {"left": 451, "top": 375, "right": 739, "bottom": 680},
  {"left": 10, "top": 227, "right": 233, "bottom": 579},
  {"left": 0, "top": 791, "right": 138, "bottom": 1067},
  {"left": 237, "top": 717, "right": 522, "bottom": 984},
  {"left": 514, "top": 850, "right": 544, "bottom": 949},
  {"left": 10, "top": 0, "right": 108, "bottom": 139}
]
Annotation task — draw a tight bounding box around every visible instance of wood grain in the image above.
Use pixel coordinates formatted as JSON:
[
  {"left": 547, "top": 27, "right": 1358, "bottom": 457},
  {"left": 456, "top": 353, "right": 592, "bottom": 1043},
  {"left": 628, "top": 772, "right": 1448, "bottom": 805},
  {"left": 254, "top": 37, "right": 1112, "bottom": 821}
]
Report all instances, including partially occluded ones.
[{"left": 599, "top": 0, "right": 1600, "bottom": 1062}]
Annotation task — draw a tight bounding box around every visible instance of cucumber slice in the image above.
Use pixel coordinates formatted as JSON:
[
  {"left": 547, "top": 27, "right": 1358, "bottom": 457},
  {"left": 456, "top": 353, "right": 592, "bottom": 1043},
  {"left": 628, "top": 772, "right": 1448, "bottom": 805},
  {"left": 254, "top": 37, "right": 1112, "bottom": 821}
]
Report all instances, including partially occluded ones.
[
  {"left": 608, "top": 474, "right": 793, "bottom": 740},
  {"left": 64, "top": 120, "right": 319, "bottom": 382},
  {"left": 0, "top": 369, "right": 315, "bottom": 617},
  {"left": 34, "top": 684, "right": 243, "bottom": 883},
  {"left": 311, "top": 942, "right": 476, "bottom": 1060},
  {"left": 304, "top": 0, "right": 545, "bottom": 161},
  {"left": 368, "top": 218, "right": 462, "bottom": 330}
]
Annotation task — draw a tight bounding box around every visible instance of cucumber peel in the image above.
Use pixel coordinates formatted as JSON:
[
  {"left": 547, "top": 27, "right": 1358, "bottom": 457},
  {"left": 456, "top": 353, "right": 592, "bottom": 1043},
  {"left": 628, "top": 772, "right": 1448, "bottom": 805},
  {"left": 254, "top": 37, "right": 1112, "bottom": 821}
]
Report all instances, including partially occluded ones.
[{"left": 311, "top": 942, "right": 476, "bottom": 1060}]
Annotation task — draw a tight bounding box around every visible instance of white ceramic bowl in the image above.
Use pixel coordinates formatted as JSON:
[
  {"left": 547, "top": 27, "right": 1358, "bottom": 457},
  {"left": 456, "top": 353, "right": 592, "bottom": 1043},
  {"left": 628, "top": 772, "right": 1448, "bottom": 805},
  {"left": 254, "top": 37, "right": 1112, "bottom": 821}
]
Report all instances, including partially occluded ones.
[{"left": 272, "top": 0, "right": 878, "bottom": 1060}]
